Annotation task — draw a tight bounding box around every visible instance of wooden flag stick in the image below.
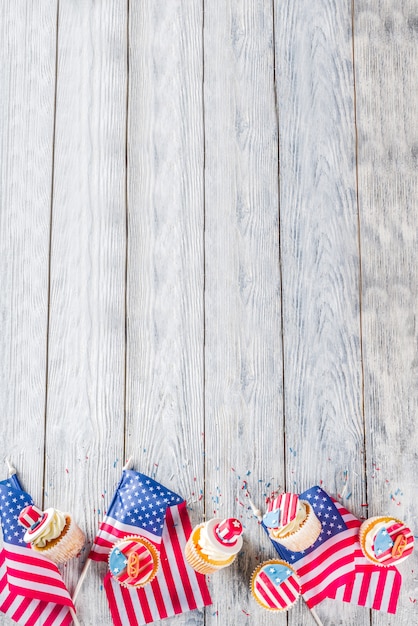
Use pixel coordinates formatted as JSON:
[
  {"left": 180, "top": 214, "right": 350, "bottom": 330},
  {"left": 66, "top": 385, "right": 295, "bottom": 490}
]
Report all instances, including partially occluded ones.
[
  {"left": 72, "top": 559, "right": 91, "bottom": 605},
  {"left": 248, "top": 498, "right": 324, "bottom": 626}
]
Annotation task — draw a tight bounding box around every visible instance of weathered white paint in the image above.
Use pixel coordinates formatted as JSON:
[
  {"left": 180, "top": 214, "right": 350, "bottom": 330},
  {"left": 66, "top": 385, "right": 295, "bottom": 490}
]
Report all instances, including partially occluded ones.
[
  {"left": 127, "top": 1, "right": 205, "bottom": 624},
  {"left": 0, "top": 0, "right": 417, "bottom": 624},
  {"left": 275, "top": 2, "right": 366, "bottom": 624},
  {"left": 355, "top": 1, "right": 418, "bottom": 624},
  {"left": 203, "top": 1, "right": 284, "bottom": 624},
  {"left": 44, "top": 0, "right": 127, "bottom": 622},
  {"left": 0, "top": 0, "right": 56, "bottom": 500}
]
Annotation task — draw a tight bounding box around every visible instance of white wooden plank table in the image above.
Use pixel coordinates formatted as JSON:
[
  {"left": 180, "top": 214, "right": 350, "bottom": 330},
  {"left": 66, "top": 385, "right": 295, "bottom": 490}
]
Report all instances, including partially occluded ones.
[{"left": 1, "top": 1, "right": 417, "bottom": 624}]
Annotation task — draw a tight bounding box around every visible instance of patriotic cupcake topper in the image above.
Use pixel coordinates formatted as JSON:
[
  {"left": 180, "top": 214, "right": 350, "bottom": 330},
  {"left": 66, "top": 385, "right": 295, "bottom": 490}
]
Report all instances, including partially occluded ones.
[
  {"left": 18, "top": 504, "right": 44, "bottom": 529},
  {"left": 205, "top": 518, "right": 243, "bottom": 555},
  {"left": 263, "top": 493, "right": 299, "bottom": 529},
  {"left": 18, "top": 505, "right": 57, "bottom": 542}
]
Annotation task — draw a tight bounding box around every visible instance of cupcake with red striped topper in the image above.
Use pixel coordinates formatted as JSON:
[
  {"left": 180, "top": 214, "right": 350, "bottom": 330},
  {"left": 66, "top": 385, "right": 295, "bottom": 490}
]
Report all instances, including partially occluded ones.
[
  {"left": 359, "top": 517, "right": 414, "bottom": 567},
  {"left": 251, "top": 559, "right": 301, "bottom": 612},
  {"left": 18, "top": 504, "right": 85, "bottom": 564},
  {"left": 263, "top": 492, "right": 321, "bottom": 552},
  {"left": 185, "top": 517, "right": 243, "bottom": 575},
  {"left": 108, "top": 536, "right": 160, "bottom": 588}
]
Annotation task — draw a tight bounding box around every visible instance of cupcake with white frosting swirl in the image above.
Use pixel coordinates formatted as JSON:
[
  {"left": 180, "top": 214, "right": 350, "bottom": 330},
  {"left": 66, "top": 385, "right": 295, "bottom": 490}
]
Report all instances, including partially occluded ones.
[
  {"left": 263, "top": 492, "right": 321, "bottom": 552},
  {"left": 18, "top": 504, "right": 85, "bottom": 564},
  {"left": 185, "top": 517, "right": 243, "bottom": 574}
]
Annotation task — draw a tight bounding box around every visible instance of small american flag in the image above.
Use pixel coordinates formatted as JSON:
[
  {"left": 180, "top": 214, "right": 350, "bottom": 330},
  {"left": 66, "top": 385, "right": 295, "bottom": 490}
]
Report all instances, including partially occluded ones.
[
  {"left": 90, "top": 469, "right": 212, "bottom": 625},
  {"left": 264, "top": 486, "right": 403, "bottom": 614},
  {"left": 0, "top": 474, "right": 75, "bottom": 626}
]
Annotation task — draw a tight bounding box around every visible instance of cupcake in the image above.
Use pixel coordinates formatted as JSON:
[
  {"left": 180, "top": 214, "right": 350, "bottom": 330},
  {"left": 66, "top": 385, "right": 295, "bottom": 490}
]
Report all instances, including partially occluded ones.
[
  {"left": 185, "top": 517, "right": 243, "bottom": 575},
  {"left": 251, "top": 559, "right": 301, "bottom": 612},
  {"left": 18, "top": 504, "right": 85, "bottom": 564},
  {"left": 359, "top": 516, "right": 414, "bottom": 567},
  {"left": 108, "top": 536, "right": 159, "bottom": 587},
  {"left": 263, "top": 492, "right": 321, "bottom": 552}
]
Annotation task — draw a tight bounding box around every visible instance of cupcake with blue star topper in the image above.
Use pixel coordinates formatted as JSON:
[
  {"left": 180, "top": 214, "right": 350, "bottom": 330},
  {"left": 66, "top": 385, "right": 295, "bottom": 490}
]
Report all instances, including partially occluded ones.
[
  {"left": 263, "top": 492, "right": 321, "bottom": 552},
  {"left": 251, "top": 559, "right": 301, "bottom": 612},
  {"left": 108, "top": 536, "right": 160, "bottom": 587},
  {"left": 359, "top": 516, "right": 414, "bottom": 567}
]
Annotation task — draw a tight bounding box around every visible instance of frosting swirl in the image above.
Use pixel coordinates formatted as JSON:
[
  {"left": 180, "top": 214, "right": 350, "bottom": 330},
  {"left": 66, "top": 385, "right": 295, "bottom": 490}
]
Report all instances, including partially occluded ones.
[
  {"left": 198, "top": 524, "right": 230, "bottom": 560},
  {"left": 31, "top": 510, "right": 66, "bottom": 548}
]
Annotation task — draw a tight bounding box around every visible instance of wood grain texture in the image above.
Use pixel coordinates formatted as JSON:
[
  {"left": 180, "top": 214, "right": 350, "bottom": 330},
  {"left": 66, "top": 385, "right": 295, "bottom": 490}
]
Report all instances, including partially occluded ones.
[
  {"left": 203, "top": 1, "right": 284, "bottom": 624},
  {"left": 1, "top": 0, "right": 417, "bottom": 624},
  {"left": 126, "top": 1, "right": 205, "bottom": 624},
  {"left": 354, "top": 1, "right": 418, "bottom": 623},
  {"left": 44, "top": 1, "right": 127, "bottom": 622},
  {"left": 274, "top": 1, "right": 367, "bottom": 624},
  {"left": 0, "top": 0, "right": 56, "bottom": 501}
]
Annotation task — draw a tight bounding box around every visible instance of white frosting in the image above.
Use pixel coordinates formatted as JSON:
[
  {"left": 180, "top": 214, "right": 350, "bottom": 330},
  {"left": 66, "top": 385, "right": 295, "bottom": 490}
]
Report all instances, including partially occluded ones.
[
  {"left": 197, "top": 524, "right": 237, "bottom": 560},
  {"left": 270, "top": 502, "right": 308, "bottom": 539},
  {"left": 31, "top": 510, "right": 67, "bottom": 548}
]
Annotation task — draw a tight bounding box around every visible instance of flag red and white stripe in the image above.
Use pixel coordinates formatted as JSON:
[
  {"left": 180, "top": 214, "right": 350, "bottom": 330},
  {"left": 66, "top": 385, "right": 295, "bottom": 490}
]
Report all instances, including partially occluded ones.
[
  {"left": 104, "top": 502, "right": 212, "bottom": 625},
  {"left": 0, "top": 547, "right": 73, "bottom": 626},
  {"left": 90, "top": 520, "right": 160, "bottom": 562},
  {"left": 297, "top": 504, "right": 361, "bottom": 608},
  {"left": 327, "top": 538, "right": 402, "bottom": 614}
]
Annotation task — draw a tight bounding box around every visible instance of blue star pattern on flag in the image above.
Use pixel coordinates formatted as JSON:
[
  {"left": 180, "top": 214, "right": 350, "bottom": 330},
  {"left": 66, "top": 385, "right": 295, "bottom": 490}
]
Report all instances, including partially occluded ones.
[
  {"left": 0, "top": 475, "right": 32, "bottom": 546},
  {"left": 90, "top": 470, "right": 183, "bottom": 556},
  {"left": 0, "top": 474, "right": 75, "bottom": 626},
  {"left": 90, "top": 469, "right": 212, "bottom": 625}
]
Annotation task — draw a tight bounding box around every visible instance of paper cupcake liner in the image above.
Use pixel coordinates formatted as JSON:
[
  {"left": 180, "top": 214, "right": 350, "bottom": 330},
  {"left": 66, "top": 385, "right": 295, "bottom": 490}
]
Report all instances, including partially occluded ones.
[
  {"left": 250, "top": 559, "right": 301, "bottom": 612},
  {"left": 109, "top": 536, "right": 160, "bottom": 588},
  {"left": 32, "top": 515, "right": 85, "bottom": 564},
  {"left": 184, "top": 524, "right": 236, "bottom": 575},
  {"left": 270, "top": 502, "right": 322, "bottom": 552},
  {"left": 359, "top": 516, "right": 414, "bottom": 568}
]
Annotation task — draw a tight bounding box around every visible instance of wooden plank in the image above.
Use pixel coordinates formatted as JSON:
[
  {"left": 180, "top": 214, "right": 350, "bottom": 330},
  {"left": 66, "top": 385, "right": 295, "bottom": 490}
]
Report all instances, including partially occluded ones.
[
  {"left": 126, "top": 1, "right": 205, "bottom": 624},
  {"left": 0, "top": 1, "right": 56, "bottom": 500},
  {"left": 203, "top": 2, "right": 284, "bottom": 624},
  {"left": 354, "top": 1, "right": 418, "bottom": 623},
  {"left": 44, "top": 1, "right": 127, "bottom": 622},
  {"left": 274, "top": 1, "right": 367, "bottom": 624}
]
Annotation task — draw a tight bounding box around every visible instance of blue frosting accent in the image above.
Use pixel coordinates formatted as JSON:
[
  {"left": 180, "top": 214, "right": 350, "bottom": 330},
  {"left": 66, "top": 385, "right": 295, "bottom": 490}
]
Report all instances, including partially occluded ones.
[
  {"left": 263, "top": 563, "right": 292, "bottom": 586},
  {"left": 374, "top": 527, "right": 393, "bottom": 556},
  {"left": 109, "top": 547, "right": 128, "bottom": 575},
  {"left": 263, "top": 510, "right": 281, "bottom": 528}
]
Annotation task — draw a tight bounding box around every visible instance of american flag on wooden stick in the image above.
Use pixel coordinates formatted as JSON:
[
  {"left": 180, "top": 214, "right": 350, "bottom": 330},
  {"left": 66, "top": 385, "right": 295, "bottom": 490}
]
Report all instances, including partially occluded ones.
[
  {"left": 89, "top": 469, "right": 212, "bottom": 625},
  {"left": 264, "top": 486, "right": 403, "bottom": 614},
  {"left": 0, "top": 475, "right": 75, "bottom": 626}
]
